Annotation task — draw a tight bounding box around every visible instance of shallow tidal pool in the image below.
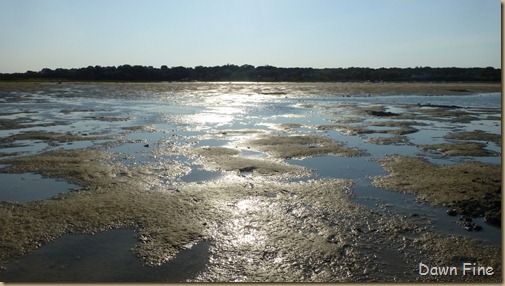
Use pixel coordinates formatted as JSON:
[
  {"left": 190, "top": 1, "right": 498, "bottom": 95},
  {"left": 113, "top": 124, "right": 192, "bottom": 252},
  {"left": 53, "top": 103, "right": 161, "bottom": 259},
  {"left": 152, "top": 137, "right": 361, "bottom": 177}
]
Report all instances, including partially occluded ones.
[{"left": 0, "top": 82, "right": 501, "bottom": 282}]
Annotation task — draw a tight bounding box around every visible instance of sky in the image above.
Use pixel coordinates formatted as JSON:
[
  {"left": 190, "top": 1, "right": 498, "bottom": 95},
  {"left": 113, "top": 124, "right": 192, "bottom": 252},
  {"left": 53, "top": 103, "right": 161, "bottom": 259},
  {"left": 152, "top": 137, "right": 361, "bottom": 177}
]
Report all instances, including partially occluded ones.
[{"left": 0, "top": 0, "right": 501, "bottom": 73}]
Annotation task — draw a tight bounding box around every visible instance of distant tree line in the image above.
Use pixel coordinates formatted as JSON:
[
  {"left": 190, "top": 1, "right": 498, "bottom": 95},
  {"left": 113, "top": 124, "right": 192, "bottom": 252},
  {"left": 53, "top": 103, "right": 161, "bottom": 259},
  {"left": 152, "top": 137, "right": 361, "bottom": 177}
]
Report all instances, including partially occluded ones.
[{"left": 0, "top": 64, "right": 500, "bottom": 82}]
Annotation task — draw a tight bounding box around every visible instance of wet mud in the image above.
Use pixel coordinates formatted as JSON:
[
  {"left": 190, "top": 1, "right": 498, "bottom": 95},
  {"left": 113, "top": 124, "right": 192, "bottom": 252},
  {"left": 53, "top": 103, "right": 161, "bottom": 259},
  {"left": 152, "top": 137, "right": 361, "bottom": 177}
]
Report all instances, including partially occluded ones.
[
  {"left": 373, "top": 155, "right": 501, "bottom": 228},
  {"left": 244, "top": 135, "right": 364, "bottom": 159},
  {"left": 419, "top": 142, "right": 499, "bottom": 157},
  {"left": 0, "top": 82, "right": 501, "bottom": 282},
  {"left": 195, "top": 146, "right": 309, "bottom": 178},
  {"left": 446, "top": 130, "right": 502, "bottom": 145}
]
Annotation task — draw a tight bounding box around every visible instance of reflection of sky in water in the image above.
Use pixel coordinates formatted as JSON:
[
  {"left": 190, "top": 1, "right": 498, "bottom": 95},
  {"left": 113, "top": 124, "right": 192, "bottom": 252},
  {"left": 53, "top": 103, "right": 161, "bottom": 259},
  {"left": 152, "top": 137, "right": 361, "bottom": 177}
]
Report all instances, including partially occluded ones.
[
  {"left": 0, "top": 173, "right": 79, "bottom": 202},
  {"left": 288, "top": 156, "right": 386, "bottom": 180}
]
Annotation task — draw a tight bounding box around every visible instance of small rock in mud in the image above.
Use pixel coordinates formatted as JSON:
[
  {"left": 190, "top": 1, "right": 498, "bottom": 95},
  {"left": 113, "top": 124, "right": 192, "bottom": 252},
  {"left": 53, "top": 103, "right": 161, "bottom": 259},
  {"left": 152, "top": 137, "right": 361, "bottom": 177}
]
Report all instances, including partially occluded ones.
[
  {"left": 458, "top": 220, "right": 483, "bottom": 232},
  {"left": 368, "top": 110, "right": 399, "bottom": 117},
  {"left": 446, "top": 209, "right": 458, "bottom": 216}
]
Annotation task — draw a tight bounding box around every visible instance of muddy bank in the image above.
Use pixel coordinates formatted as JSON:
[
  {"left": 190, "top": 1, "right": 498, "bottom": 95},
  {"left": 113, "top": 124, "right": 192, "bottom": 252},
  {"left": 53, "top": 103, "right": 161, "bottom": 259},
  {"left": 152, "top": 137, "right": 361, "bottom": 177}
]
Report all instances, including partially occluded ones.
[
  {"left": 419, "top": 142, "right": 499, "bottom": 157},
  {"left": 244, "top": 135, "right": 364, "bottom": 159},
  {"left": 0, "top": 131, "right": 117, "bottom": 147},
  {"left": 0, "top": 148, "right": 203, "bottom": 266},
  {"left": 195, "top": 146, "right": 309, "bottom": 178},
  {"left": 373, "top": 155, "right": 501, "bottom": 227},
  {"left": 446, "top": 130, "right": 501, "bottom": 145}
]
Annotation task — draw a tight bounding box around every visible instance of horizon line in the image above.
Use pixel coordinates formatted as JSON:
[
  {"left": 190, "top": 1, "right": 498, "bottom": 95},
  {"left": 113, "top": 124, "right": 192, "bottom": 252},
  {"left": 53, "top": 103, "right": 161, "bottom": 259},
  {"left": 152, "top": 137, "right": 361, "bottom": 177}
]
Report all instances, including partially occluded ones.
[{"left": 2, "top": 64, "right": 501, "bottom": 74}]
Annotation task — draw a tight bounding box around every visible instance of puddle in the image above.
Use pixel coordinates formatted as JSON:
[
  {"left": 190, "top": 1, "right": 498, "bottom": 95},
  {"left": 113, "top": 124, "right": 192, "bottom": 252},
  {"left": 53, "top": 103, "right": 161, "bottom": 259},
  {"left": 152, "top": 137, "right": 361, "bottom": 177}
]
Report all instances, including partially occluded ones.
[
  {"left": 0, "top": 140, "right": 48, "bottom": 157},
  {"left": 0, "top": 229, "right": 211, "bottom": 282},
  {"left": 193, "top": 139, "right": 230, "bottom": 147},
  {"left": 287, "top": 156, "right": 385, "bottom": 180},
  {"left": 180, "top": 166, "right": 223, "bottom": 183},
  {"left": 239, "top": 149, "right": 268, "bottom": 159},
  {"left": 0, "top": 173, "right": 80, "bottom": 202}
]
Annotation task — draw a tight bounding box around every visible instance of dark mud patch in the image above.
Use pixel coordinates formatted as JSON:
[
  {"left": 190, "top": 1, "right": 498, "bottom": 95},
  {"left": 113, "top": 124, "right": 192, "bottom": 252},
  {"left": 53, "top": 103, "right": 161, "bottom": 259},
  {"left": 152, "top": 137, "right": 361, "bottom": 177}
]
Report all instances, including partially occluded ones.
[
  {"left": 453, "top": 195, "right": 502, "bottom": 227},
  {"left": 416, "top": 103, "right": 464, "bottom": 109},
  {"left": 0, "top": 229, "right": 210, "bottom": 282},
  {"left": 419, "top": 142, "right": 499, "bottom": 157},
  {"left": 368, "top": 110, "right": 399, "bottom": 117},
  {"left": 219, "top": 129, "right": 266, "bottom": 135},
  {"left": 245, "top": 135, "right": 364, "bottom": 159}
]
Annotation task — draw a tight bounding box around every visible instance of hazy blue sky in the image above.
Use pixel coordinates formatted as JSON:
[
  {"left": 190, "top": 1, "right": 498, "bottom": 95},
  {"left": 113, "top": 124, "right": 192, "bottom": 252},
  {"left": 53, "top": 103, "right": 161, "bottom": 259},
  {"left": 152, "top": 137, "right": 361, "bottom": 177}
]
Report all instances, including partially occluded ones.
[{"left": 0, "top": 0, "right": 500, "bottom": 73}]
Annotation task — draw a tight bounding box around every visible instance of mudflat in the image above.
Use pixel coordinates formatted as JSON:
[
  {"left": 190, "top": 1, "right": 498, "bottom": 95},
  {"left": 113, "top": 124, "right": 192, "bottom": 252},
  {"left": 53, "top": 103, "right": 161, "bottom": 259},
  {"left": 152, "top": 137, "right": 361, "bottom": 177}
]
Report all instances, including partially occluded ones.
[{"left": 0, "top": 82, "right": 501, "bottom": 282}]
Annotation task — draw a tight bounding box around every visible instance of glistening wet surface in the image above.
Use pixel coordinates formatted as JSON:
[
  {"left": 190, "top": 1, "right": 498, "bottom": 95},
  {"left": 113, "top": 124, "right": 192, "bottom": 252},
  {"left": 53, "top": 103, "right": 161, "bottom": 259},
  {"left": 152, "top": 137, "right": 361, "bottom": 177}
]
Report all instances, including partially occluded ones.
[
  {"left": 0, "top": 229, "right": 210, "bottom": 282},
  {"left": 0, "top": 82, "right": 501, "bottom": 282}
]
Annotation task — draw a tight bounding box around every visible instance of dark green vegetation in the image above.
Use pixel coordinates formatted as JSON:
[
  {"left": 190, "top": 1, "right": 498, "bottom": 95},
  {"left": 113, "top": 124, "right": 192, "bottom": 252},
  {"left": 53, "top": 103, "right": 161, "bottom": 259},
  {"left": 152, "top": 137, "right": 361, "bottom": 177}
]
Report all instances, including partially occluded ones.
[{"left": 0, "top": 65, "right": 500, "bottom": 82}]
